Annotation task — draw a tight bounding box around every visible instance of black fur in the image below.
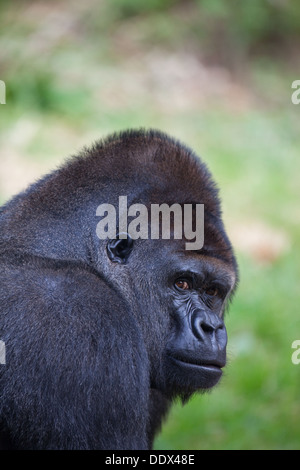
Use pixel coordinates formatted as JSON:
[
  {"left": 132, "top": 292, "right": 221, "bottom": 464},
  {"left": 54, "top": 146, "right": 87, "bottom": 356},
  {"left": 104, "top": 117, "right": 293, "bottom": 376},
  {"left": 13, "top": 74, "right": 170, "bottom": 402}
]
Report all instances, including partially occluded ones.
[{"left": 0, "top": 129, "right": 238, "bottom": 449}]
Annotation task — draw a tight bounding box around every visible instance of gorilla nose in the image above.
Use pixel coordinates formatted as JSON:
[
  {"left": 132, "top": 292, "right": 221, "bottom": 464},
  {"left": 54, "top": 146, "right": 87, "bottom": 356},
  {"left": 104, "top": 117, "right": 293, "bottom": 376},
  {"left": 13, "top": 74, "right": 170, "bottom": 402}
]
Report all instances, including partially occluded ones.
[{"left": 191, "top": 309, "right": 227, "bottom": 351}]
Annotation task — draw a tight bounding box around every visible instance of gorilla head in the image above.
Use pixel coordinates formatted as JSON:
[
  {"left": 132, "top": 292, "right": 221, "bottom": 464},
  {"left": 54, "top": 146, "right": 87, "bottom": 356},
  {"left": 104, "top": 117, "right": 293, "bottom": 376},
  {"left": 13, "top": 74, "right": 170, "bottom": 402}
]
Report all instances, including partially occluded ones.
[
  {"left": 0, "top": 129, "right": 238, "bottom": 449},
  {"left": 94, "top": 130, "right": 237, "bottom": 397}
]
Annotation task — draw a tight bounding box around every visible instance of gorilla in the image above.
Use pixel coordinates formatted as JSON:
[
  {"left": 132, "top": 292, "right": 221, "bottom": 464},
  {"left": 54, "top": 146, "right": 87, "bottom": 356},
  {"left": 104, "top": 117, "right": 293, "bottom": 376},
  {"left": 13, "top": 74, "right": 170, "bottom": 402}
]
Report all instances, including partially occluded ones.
[{"left": 0, "top": 129, "right": 238, "bottom": 450}]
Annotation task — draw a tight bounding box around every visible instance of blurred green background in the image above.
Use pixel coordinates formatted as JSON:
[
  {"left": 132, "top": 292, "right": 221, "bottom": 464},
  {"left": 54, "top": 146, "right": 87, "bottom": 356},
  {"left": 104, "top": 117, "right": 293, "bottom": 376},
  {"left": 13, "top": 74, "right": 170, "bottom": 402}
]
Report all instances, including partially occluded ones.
[{"left": 0, "top": 0, "right": 299, "bottom": 450}]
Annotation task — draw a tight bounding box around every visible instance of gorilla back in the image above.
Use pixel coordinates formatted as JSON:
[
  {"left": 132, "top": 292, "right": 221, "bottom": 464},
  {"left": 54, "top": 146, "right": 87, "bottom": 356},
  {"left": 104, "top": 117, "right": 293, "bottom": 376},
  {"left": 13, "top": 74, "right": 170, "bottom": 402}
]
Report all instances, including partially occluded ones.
[{"left": 0, "top": 129, "right": 238, "bottom": 450}]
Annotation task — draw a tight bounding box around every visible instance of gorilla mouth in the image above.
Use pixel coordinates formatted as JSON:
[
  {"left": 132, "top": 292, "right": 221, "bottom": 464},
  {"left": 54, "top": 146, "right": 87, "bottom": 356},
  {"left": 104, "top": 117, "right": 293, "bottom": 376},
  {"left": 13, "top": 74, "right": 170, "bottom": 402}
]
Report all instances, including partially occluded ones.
[
  {"left": 166, "top": 353, "right": 225, "bottom": 391},
  {"left": 168, "top": 354, "right": 225, "bottom": 371}
]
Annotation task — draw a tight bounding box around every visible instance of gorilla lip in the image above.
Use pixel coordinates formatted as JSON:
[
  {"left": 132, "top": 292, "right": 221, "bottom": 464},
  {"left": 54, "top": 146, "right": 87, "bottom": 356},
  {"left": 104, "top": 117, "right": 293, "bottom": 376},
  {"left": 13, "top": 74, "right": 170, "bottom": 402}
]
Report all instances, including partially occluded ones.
[{"left": 168, "top": 354, "right": 225, "bottom": 371}]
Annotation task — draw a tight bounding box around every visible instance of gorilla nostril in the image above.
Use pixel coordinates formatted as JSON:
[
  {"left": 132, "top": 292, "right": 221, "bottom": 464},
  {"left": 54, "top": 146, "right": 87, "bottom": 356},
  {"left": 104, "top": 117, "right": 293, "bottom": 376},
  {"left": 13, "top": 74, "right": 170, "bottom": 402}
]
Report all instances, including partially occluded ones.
[{"left": 200, "top": 321, "right": 214, "bottom": 334}]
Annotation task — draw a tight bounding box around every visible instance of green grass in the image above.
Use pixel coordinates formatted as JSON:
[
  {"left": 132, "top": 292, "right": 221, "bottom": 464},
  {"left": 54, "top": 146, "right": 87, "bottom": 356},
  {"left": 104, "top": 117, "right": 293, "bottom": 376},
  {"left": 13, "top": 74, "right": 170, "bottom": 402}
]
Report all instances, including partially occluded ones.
[{"left": 0, "top": 0, "right": 300, "bottom": 450}]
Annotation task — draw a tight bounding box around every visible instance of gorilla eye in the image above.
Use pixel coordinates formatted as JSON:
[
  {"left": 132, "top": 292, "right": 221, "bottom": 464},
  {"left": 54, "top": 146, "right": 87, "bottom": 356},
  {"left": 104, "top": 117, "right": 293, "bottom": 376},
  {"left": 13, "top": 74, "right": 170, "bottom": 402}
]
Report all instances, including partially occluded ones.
[
  {"left": 175, "top": 279, "right": 191, "bottom": 291},
  {"left": 205, "top": 287, "right": 219, "bottom": 297}
]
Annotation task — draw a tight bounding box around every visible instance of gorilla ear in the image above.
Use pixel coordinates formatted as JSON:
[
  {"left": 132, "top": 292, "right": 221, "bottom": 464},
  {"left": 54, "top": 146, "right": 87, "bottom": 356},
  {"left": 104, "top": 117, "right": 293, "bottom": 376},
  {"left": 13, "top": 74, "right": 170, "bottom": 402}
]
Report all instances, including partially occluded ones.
[{"left": 107, "top": 233, "right": 134, "bottom": 264}]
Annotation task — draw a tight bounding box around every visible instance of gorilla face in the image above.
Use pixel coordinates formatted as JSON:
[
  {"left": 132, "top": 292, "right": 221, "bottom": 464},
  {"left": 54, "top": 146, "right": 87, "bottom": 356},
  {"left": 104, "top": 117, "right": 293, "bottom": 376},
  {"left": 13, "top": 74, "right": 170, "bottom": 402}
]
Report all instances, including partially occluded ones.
[
  {"left": 163, "top": 252, "right": 235, "bottom": 396},
  {"left": 108, "top": 235, "right": 237, "bottom": 399}
]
